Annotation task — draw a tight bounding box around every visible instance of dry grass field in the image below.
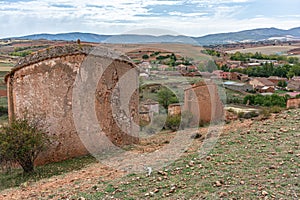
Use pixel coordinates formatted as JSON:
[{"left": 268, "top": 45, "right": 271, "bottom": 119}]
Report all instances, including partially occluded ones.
[
  {"left": 102, "top": 43, "right": 209, "bottom": 61},
  {"left": 226, "top": 45, "right": 299, "bottom": 55}
]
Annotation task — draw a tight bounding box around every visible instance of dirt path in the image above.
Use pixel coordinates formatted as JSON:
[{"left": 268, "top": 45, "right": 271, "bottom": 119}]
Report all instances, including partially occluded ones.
[{"left": 0, "top": 163, "right": 124, "bottom": 200}]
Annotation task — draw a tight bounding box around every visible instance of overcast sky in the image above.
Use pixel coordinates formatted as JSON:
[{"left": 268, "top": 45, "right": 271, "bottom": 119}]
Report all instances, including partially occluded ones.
[{"left": 0, "top": 0, "right": 300, "bottom": 38}]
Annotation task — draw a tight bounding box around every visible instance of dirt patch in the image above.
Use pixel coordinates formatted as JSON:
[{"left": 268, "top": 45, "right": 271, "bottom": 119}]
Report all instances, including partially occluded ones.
[{"left": 0, "top": 163, "right": 123, "bottom": 200}]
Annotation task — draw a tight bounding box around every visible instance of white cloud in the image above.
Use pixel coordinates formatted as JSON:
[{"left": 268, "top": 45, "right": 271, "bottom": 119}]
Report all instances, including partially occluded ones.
[
  {"left": 0, "top": 0, "right": 299, "bottom": 38},
  {"left": 169, "top": 11, "right": 208, "bottom": 17}
]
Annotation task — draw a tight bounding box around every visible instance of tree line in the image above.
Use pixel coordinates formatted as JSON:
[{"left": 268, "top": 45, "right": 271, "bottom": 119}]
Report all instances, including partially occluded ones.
[
  {"left": 230, "top": 51, "right": 299, "bottom": 64},
  {"left": 231, "top": 63, "right": 300, "bottom": 78}
]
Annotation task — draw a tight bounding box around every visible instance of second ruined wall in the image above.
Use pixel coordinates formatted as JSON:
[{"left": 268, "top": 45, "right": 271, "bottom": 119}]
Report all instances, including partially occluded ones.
[{"left": 184, "top": 81, "right": 224, "bottom": 124}]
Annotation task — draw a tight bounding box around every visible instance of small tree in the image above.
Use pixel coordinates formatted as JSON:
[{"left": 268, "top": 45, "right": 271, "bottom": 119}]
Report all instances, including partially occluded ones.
[
  {"left": 0, "top": 119, "right": 49, "bottom": 173},
  {"left": 278, "top": 80, "right": 287, "bottom": 88},
  {"left": 142, "top": 54, "right": 149, "bottom": 60},
  {"left": 157, "top": 88, "right": 178, "bottom": 110}
]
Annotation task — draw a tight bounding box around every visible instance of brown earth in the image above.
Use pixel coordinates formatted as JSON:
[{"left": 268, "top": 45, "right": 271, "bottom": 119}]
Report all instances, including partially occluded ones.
[{"left": 0, "top": 117, "right": 254, "bottom": 200}]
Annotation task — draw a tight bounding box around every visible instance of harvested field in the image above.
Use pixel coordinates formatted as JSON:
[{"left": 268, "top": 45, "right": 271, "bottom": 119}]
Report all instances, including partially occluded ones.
[{"left": 226, "top": 45, "right": 299, "bottom": 55}]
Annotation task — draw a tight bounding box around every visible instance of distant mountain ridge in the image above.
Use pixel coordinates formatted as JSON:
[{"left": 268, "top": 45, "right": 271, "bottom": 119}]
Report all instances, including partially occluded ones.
[{"left": 5, "top": 27, "right": 300, "bottom": 46}]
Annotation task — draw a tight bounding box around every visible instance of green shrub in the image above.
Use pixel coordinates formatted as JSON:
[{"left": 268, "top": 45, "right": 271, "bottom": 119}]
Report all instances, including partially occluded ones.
[
  {"left": 142, "top": 54, "right": 149, "bottom": 59},
  {"left": 0, "top": 106, "right": 7, "bottom": 117},
  {"left": 165, "top": 115, "right": 181, "bottom": 131},
  {"left": 0, "top": 119, "right": 49, "bottom": 173},
  {"left": 260, "top": 108, "right": 271, "bottom": 119},
  {"left": 164, "top": 111, "right": 194, "bottom": 131},
  {"left": 244, "top": 94, "right": 288, "bottom": 107},
  {"left": 269, "top": 106, "right": 283, "bottom": 113}
]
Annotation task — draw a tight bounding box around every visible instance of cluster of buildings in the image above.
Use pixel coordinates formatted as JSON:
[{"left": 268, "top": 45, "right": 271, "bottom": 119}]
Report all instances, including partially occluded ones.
[
  {"left": 215, "top": 71, "right": 300, "bottom": 94},
  {"left": 138, "top": 59, "right": 300, "bottom": 95},
  {"left": 140, "top": 80, "right": 224, "bottom": 127}
]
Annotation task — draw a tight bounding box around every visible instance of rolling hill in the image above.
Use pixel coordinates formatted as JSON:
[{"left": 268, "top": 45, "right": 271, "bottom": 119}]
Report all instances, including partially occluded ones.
[{"left": 4, "top": 27, "right": 300, "bottom": 46}]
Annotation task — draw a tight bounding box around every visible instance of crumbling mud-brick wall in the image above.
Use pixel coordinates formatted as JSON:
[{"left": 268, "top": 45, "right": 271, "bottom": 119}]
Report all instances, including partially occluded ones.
[
  {"left": 168, "top": 103, "right": 182, "bottom": 116},
  {"left": 5, "top": 45, "right": 139, "bottom": 165},
  {"left": 183, "top": 80, "right": 224, "bottom": 124},
  {"left": 287, "top": 98, "right": 300, "bottom": 109}
]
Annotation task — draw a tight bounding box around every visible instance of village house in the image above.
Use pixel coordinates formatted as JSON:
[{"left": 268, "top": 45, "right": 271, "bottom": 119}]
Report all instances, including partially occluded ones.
[
  {"left": 138, "top": 61, "right": 152, "bottom": 71},
  {"left": 267, "top": 76, "right": 288, "bottom": 85},
  {"left": 249, "top": 77, "right": 276, "bottom": 88},
  {"left": 249, "top": 77, "right": 276, "bottom": 93},
  {"left": 227, "top": 60, "right": 242, "bottom": 67},
  {"left": 235, "top": 72, "right": 249, "bottom": 82},
  {"left": 223, "top": 81, "right": 253, "bottom": 92},
  {"left": 141, "top": 99, "right": 159, "bottom": 117},
  {"left": 287, "top": 79, "right": 300, "bottom": 91},
  {"left": 212, "top": 70, "right": 247, "bottom": 81},
  {"left": 249, "top": 58, "right": 278, "bottom": 64},
  {"left": 246, "top": 62, "right": 261, "bottom": 67},
  {"left": 212, "top": 70, "right": 225, "bottom": 79}
]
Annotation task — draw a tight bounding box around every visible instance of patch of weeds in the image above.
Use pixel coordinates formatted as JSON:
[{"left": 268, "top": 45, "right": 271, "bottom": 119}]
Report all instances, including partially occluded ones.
[
  {"left": 105, "top": 184, "right": 116, "bottom": 193},
  {"left": 0, "top": 155, "right": 96, "bottom": 191}
]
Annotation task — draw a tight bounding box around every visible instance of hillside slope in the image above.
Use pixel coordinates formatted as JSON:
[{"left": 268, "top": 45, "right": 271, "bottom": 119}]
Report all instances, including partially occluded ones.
[{"left": 0, "top": 109, "right": 299, "bottom": 199}]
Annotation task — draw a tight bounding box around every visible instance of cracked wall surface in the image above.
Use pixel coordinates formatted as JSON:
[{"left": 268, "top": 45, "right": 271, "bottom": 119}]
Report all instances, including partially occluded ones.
[
  {"left": 184, "top": 81, "right": 224, "bottom": 124},
  {"left": 6, "top": 45, "right": 139, "bottom": 165}
]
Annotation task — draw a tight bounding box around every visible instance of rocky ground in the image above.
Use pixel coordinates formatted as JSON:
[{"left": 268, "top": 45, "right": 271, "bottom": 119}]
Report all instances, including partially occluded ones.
[{"left": 0, "top": 109, "right": 299, "bottom": 199}]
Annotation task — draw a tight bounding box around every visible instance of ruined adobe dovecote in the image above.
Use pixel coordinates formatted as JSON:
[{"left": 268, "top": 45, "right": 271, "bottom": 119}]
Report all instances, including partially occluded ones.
[
  {"left": 184, "top": 80, "right": 224, "bottom": 124},
  {"left": 5, "top": 45, "right": 139, "bottom": 165}
]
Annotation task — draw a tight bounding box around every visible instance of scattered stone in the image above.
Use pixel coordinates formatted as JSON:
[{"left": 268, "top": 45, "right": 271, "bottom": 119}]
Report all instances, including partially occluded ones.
[
  {"left": 157, "top": 171, "right": 167, "bottom": 176},
  {"left": 219, "top": 192, "right": 227, "bottom": 198},
  {"left": 269, "top": 165, "right": 276, "bottom": 170},
  {"left": 215, "top": 181, "right": 222, "bottom": 187},
  {"left": 153, "top": 189, "right": 159, "bottom": 193},
  {"left": 191, "top": 132, "right": 202, "bottom": 139},
  {"left": 169, "top": 187, "right": 176, "bottom": 193},
  {"left": 262, "top": 190, "right": 268, "bottom": 196},
  {"left": 288, "top": 150, "right": 294, "bottom": 154}
]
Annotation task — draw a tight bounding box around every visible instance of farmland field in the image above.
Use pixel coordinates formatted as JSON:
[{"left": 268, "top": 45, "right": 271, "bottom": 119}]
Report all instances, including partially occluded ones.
[{"left": 226, "top": 45, "right": 298, "bottom": 55}]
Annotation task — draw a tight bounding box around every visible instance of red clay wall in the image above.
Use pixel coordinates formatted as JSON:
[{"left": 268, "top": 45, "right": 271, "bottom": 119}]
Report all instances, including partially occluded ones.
[
  {"left": 6, "top": 47, "right": 139, "bottom": 165},
  {"left": 287, "top": 98, "right": 300, "bottom": 109},
  {"left": 183, "top": 81, "right": 224, "bottom": 124}
]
